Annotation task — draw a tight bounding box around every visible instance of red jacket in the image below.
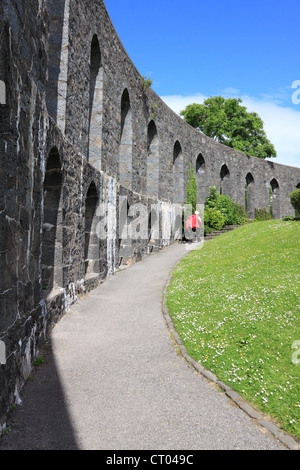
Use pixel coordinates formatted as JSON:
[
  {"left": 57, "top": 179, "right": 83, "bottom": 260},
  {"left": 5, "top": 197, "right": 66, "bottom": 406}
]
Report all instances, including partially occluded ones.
[{"left": 185, "top": 214, "right": 201, "bottom": 230}]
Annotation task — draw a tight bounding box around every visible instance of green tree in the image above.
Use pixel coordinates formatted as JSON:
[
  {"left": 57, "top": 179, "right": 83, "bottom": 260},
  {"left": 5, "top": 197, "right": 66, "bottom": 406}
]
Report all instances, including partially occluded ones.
[
  {"left": 186, "top": 162, "right": 197, "bottom": 213},
  {"left": 180, "top": 96, "right": 277, "bottom": 160}
]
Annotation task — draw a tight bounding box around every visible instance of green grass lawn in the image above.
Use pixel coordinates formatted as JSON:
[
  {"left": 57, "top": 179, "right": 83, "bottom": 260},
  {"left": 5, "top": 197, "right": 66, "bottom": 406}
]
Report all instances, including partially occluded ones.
[{"left": 167, "top": 220, "right": 300, "bottom": 439}]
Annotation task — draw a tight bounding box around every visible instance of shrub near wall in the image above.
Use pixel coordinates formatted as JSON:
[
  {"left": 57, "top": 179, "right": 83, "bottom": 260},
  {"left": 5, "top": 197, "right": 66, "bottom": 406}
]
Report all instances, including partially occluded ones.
[
  {"left": 204, "top": 208, "right": 225, "bottom": 234},
  {"left": 254, "top": 208, "right": 272, "bottom": 221},
  {"left": 204, "top": 187, "right": 247, "bottom": 234}
]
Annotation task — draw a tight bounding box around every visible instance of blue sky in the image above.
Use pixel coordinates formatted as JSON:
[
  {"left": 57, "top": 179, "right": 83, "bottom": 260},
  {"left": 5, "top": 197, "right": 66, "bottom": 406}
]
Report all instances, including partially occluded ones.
[{"left": 105, "top": 0, "right": 300, "bottom": 168}]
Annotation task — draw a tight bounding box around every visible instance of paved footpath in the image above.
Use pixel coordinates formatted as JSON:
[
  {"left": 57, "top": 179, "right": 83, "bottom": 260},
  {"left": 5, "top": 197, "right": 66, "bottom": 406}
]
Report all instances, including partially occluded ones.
[{"left": 0, "top": 243, "right": 288, "bottom": 450}]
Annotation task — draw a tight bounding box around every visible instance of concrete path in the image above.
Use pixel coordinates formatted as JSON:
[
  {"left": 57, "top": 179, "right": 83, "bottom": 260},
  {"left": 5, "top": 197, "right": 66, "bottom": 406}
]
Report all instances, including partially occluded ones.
[{"left": 0, "top": 243, "right": 286, "bottom": 450}]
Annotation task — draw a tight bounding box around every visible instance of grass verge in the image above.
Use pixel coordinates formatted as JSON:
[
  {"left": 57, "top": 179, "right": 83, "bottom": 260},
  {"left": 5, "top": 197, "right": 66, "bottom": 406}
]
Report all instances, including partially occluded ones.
[{"left": 166, "top": 220, "right": 300, "bottom": 439}]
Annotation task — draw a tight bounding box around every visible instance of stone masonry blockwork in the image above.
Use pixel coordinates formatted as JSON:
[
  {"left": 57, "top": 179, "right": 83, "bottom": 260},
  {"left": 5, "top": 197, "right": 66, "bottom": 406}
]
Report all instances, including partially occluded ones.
[{"left": 0, "top": 0, "right": 300, "bottom": 431}]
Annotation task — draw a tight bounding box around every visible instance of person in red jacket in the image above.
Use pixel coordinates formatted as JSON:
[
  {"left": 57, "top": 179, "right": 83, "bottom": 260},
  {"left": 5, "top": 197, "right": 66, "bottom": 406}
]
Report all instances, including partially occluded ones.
[{"left": 185, "top": 211, "right": 202, "bottom": 242}]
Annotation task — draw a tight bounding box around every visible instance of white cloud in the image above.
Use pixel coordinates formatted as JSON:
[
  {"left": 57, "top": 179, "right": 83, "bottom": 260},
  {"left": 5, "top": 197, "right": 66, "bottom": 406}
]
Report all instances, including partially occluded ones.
[
  {"left": 240, "top": 96, "right": 300, "bottom": 168},
  {"left": 160, "top": 92, "right": 300, "bottom": 168},
  {"left": 160, "top": 93, "right": 207, "bottom": 116}
]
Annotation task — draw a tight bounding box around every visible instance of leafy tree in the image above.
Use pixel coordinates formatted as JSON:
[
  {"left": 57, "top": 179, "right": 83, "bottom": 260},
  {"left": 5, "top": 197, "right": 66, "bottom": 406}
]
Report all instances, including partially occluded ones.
[
  {"left": 180, "top": 96, "right": 277, "bottom": 160},
  {"left": 205, "top": 186, "right": 219, "bottom": 208}
]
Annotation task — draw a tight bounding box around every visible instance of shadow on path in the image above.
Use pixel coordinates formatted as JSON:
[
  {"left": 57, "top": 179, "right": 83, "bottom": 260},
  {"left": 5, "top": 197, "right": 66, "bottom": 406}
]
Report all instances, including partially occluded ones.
[{"left": 0, "top": 342, "right": 78, "bottom": 450}]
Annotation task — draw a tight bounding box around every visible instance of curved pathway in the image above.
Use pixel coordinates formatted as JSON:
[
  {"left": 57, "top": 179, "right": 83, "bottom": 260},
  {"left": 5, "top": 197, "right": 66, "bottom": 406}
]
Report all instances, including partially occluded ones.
[{"left": 0, "top": 243, "right": 288, "bottom": 450}]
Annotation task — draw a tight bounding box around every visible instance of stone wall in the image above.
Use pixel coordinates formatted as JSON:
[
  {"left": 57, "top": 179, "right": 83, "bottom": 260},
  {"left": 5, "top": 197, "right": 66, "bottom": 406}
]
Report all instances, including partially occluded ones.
[{"left": 0, "top": 0, "right": 299, "bottom": 431}]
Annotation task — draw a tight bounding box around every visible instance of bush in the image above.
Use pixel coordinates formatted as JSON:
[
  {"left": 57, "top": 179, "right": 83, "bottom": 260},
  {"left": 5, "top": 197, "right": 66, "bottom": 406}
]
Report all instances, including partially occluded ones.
[
  {"left": 235, "top": 203, "right": 248, "bottom": 224},
  {"left": 205, "top": 186, "right": 219, "bottom": 208},
  {"left": 205, "top": 187, "right": 247, "bottom": 229},
  {"left": 254, "top": 208, "right": 272, "bottom": 221},
  {"left": 204, "top": 207, "right": 225, "bottom": 233},
  {"left": 290, "top": 188, "right": 300, "bottom": 216},
  {"left": 215, "top": 195, "right": 247, "bottom": 225}
]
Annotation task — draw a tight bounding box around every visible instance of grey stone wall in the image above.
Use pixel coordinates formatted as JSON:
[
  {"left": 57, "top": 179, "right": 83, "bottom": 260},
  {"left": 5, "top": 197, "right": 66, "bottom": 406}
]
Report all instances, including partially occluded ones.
[{"left": 0, "top": 0, "right": 299, "bottom": 432}]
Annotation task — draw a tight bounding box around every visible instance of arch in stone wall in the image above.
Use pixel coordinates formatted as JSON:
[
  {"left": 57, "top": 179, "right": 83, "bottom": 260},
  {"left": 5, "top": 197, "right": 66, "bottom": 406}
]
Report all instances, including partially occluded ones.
[
  {"left": 118, "top": 194, "right": 132, "bottom": 266},
  {"left": 147, "top": 204, "right": 160, "bottom": 253},
  {"left": 173, "top": 140, "right": 184, "bottom": 205},
  {"left": 220, "top": 164, "right": 230, "bottom": 196},
  {"left": 84, "top": 181, "right": 100, "bottom": 277},
  {"left": 46, "top": 0, "right": 70, "bottom": 130},
  {"left": 196, "top": 153, "right": 206, "bottom": 202},
  {"left": 88, "top": 34, "right": 103, "bottom": 168},
  {"left": 147, "top": 120, "right": 159, "bottom": 200},
  {"left": 119, "top": 88, "right": 133, "bottom": 189},
  {"left": 270, "top": 178, "right": 280, "bottom": 219},
  {"left": 42, "top": 147, "right": 63, "bottom": 291},
  {"left": 245, "top": 172, "right": 255, "bottom": 219},
  {"left": 196, "top": 153, "right": 205, "bottom": 174}
]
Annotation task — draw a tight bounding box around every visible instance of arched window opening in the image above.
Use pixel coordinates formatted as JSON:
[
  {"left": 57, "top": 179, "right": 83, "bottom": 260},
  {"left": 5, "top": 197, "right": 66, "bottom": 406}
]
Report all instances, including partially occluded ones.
[
  {"left": 173, "top": 141, "right": 184, "bottom": 204},
  {"left": 220, "top": 164, "right": 230, "bottom": 196},
  {"left": 196, "top": 153, "right": 205, "bottom": 174},
  {"left": 294, "top": 184, "right": 300, "bottom": 217},
  {"left": 270, "top": 178, "right": 280, "bottom": 219},
  {"left": 220, "top": 164, "right": 230, "bottom": 180},
  {"left": 246, "top": 173, "right": 254, "bottom": 186},
  {"left": 196, "top": 153, "right": 206, "bottom": 203},
  {"left": 42, "top": 147, "right": 63, "bottom": 291},
  {"left": 46, "top": 0, "right": 70, "bottom": 132},
  {"left": 119, "top": 89, "right": 133, "bottom": 189},
  {"left": 88, "top": 35, "right": 103, "bottom": 167},
  {"left": 147, "top": 120, "right": 156, "bottom": 150},
  {"left": 147, "top": 208, "right": 157, "bottom": 253},
  {"left": 173, "top": 213, "right": 183, "bottom": 241},
  {"left": 148, "top": 206, "right": 159, "bottom": 243},
  {"left": 118, "top": 196, "right": 132, "bottom": 266},
  {"left": 173, "top": 140, "right": 182, "bottom": 164},
  {"left": 245, "top": 172, "right": 255, "bottom": 219},
  {"left": 147, "top": 120, "right": 159, "bottom": 199},
  {"left": 84, "top": 182, "right": 100, "bottom": 277}
]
